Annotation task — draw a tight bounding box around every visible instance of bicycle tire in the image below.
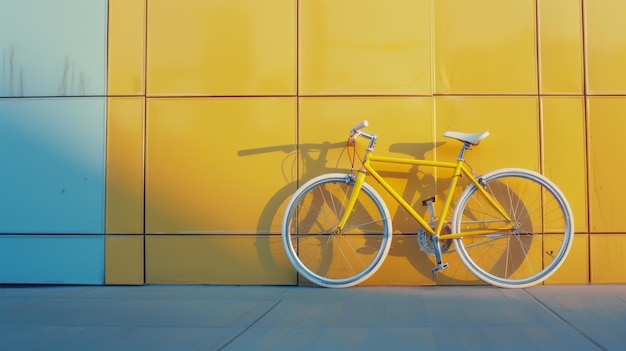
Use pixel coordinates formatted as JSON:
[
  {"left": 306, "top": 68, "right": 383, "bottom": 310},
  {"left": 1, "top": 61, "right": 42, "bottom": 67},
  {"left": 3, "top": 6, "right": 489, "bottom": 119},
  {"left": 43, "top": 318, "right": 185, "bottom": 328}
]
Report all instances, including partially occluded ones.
[
  {"left": 451, "top": 168, "right": 574, "bottom": 288},
  {"left": 281, "top": 173, "right": 392, "bottom": 288}
]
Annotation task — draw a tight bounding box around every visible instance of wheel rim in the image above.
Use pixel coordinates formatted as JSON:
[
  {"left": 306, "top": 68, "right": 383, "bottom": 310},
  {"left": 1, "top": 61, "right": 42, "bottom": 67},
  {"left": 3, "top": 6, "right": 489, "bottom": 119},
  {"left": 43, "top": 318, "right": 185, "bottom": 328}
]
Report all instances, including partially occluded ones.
[
  {"left": 283, "top": 177, "right": 391, "bottom": 287},
  {"left": 453, "top": 170, "right": 573, "bottom": 287}
]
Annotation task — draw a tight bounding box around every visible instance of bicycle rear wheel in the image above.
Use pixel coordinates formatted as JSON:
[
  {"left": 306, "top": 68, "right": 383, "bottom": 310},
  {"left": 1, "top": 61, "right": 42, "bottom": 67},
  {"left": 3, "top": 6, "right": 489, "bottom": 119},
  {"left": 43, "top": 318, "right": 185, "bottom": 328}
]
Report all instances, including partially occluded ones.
[
  {"left": 281, "top": 173, "right": 392, "bottom": 288},
  {"left": 452, "top": 168, "right": 574, "bottom": 288}
]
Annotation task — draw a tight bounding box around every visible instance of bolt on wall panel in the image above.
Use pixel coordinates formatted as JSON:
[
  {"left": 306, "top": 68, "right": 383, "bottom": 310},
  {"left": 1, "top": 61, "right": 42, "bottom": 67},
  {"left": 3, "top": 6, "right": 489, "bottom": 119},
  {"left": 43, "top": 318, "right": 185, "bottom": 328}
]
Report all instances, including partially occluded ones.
[{"left": 0, "top": 98, "right": 106, "bottom": 234}]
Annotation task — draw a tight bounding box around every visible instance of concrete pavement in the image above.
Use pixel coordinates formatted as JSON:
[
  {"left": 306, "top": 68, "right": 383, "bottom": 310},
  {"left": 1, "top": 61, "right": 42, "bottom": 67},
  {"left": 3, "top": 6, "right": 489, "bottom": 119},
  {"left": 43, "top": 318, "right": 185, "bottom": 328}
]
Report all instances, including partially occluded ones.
[{"left": 0, "top": 284, "right": 625, "bottom": 350}]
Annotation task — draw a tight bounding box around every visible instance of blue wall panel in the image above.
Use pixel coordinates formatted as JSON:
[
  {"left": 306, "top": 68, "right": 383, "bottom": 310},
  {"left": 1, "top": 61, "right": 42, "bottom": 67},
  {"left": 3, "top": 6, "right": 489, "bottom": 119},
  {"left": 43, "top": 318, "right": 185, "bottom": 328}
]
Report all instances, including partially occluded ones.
[
  {"left": 0, "top": 0, "right": 108, "bottom": 97},
  {"left": 0, "top": 98, "right": 106, "bottom": 234},
  {"left": 0, "top": 0, "right": 108, "bottom": 284},
  {"left": 0, "top": 235, "right": 104, "bottom": 284}
]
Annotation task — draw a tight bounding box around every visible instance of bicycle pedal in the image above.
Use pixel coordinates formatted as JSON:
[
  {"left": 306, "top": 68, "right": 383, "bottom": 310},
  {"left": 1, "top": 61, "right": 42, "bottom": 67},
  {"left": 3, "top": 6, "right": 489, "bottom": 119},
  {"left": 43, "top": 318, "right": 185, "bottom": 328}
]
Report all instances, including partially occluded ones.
[{"left": 431, "top": 263, "right": 449, "bottom": 274}]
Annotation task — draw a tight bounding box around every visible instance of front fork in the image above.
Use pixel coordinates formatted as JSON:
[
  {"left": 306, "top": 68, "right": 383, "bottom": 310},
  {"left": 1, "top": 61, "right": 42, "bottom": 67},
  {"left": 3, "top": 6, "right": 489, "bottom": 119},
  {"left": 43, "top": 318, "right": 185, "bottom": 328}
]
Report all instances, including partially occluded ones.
[{"left": 335, "top": 171, "right": 367, "bottom": 233}]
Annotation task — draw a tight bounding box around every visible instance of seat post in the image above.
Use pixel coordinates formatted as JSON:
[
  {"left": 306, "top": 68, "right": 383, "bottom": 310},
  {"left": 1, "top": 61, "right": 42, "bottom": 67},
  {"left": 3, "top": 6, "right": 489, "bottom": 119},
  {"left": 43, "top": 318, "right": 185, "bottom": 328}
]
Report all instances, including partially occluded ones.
[{"left": 457, "top": 143, "right": 471, "bottom": 161}]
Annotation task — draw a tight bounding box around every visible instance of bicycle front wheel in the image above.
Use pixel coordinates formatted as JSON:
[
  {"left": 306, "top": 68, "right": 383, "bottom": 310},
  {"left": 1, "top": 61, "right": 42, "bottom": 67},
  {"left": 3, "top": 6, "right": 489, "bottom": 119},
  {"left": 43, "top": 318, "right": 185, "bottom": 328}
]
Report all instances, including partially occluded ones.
[
  {"left": 452, "top": 168, "right": 574, "bottom": 288},
  {"left": 281, "top": 173, "right": 392, "bottom": 288}
]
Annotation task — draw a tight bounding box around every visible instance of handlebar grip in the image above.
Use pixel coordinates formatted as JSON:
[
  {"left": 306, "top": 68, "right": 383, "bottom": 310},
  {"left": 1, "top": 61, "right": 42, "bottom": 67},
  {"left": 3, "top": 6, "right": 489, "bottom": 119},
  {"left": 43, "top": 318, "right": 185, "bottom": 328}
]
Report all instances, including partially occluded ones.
[{"left": 350, "top": 120, "right": 369, "bottom": 135}]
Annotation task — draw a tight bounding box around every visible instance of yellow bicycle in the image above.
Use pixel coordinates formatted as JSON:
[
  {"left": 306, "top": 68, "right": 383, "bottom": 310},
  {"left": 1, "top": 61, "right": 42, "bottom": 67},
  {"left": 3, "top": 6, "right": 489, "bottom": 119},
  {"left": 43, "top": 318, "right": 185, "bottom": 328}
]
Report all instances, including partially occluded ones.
[{"left": 281, "top": 121, "right": 574, "bottom": 288}]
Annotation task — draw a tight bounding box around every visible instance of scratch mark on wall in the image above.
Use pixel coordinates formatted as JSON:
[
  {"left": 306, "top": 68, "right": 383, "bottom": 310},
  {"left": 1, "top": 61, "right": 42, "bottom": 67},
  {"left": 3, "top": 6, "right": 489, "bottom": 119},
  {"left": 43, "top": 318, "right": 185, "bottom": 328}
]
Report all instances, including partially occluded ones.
[
  {"left": 57, "top": 55, "right": 88, "bottom": 96},
  {"left": 8, "top": 45, "right": 14, "bottom": 96},
  {"left": 1, "top": 45, "right": 26, "bottom": 97}
]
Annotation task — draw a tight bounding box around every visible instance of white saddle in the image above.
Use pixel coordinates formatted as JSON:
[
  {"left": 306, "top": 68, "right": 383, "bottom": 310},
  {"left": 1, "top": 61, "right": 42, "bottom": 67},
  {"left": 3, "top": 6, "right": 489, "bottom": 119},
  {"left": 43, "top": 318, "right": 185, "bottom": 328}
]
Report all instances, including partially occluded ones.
[{"left": 443, "top": 131, "right": 490, "bottom": 146}]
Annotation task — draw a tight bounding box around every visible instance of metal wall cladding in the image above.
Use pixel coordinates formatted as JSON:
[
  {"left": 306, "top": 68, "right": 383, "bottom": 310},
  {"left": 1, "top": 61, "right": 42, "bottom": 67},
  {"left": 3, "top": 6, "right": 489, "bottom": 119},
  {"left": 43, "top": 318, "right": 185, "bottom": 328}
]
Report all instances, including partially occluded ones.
[{"left": 1, "top": 0, "right": 625, "bottom": 285}]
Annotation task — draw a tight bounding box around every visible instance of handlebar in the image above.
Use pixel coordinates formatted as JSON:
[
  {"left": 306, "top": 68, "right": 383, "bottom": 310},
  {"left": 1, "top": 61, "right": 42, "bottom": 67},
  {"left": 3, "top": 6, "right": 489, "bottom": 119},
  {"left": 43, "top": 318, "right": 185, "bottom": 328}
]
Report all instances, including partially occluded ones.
[
  {"left": 348, "top": 120, "right": 377, "bottom": 150},
  {"left": 350, "top": 120, "right": 369, "bottom": 136}
]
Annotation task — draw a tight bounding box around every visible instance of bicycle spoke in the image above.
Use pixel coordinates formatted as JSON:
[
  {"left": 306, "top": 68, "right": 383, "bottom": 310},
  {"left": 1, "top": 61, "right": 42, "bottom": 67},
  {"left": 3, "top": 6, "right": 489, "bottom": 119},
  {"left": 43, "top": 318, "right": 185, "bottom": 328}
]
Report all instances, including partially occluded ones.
[
  {"left": 453, "top": 169, "right": 573, "bottom": 288},
  {"left": 282, "top": 175, "right": 392, "bottom": 288}
]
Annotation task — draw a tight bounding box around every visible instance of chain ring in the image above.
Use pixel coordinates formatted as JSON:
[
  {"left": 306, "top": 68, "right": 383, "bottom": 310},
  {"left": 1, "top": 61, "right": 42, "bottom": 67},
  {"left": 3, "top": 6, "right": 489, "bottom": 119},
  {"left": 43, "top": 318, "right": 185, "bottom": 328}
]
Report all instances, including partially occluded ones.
[
  {"left": 417, "top": 228, "right": 437, "bottom": 255},
  {"left": 417, "top": 226, "right": 453, "bottom": 256}
]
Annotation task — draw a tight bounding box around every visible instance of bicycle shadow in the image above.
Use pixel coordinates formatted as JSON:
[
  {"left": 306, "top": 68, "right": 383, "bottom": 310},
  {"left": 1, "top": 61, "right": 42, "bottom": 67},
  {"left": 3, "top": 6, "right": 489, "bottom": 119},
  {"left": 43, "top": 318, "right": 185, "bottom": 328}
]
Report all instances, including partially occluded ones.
[
  {"left": 381, "top": 142, "right": 536, "bottom": 285},
  {"left": 239, "top": 139, "right": 453, "bottom": 284},
  {"left": 370, "top": 141, "right": 466, "bottom": 283},
  {"left": 240, "top": 139, "right": 536, "bottom": 286}
]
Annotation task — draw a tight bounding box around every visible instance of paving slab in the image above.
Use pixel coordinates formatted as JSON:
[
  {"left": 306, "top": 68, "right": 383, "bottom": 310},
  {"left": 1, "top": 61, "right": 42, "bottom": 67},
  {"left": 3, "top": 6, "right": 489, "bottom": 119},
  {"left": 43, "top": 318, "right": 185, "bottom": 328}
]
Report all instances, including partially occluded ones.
[
  {"left": 526, "top": 285, "right": 626, "bottom": 351},
  {"left": 0, "top": 285, "right": 624, "bottom": 351}
]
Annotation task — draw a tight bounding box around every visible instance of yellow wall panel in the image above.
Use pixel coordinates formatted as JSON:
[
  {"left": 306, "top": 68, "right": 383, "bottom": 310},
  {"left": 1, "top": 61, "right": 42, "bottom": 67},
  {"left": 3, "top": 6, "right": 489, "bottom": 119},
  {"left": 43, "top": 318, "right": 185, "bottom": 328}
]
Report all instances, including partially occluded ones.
[
  {"left": 436, "top": 252, "right": 484, "bottom": 286},
  {"left": 105, "top": 235, "right": 144, "bottom": 285},
  {"left": 435, "top": 97, "right": 540, "bottom": 172},
  {"left": 538, "top": 0, "right": 583, "bottom": 94},
  {"left": 587, "top": 97, "right": 626, "bottom": 232},
  {"left": 590, "top": 234, "right": 626, "bottom": 283},
  {"left": 585, "top": 0, "right": 626, "bottom": 94},
  {"left": 145, "top": 97, "right": 296, "bottom": 234},
  {"left": 299, "top": 97, "right": 435, "bottom": 233},
  {"left": 147, "top": 0, "right": 296, "bottom": 96},
  {"left": 435, "top": 97, "right": 542, "bottom": 230},
  {"left": 468, "top": 237, "right": 545, "bottom": 282},
  {"left": 362, "top": 235, "right": 435, "bottom": 286},
  {"left": 299, "top": 0, "right": 432, "bottom": 95},
  {"left": 145, "top": 235, "right": 295, "bottom": 284},
  {"left": 542, "top": 97, "right": 587, "bottom": 233},
  {"left": 436, "top": 239, "right": 547, "bottom": 286},
  {"left": 108, "top": 0, "right": 146, "bottom": 95},
  {"left": 434, "top": 0, "right": 537, "bottom": 94},
  {"left": 106, "top": 97, "right": 145, "bottom": 234},
  {"left": 545, "top": 234, "right": 588, "bottom": 284},
  {"left": 439, "top": 234, "right": 582, "bottom": 286}
]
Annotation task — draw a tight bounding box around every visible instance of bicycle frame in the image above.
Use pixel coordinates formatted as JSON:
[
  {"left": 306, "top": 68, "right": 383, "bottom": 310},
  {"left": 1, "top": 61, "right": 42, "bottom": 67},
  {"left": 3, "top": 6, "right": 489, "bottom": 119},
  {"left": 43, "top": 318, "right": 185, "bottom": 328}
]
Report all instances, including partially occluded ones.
[
  {"left": 336, "top": 134, "right": 515, "bottom": 241},
  {"left": 282, "top": 123, "right": 574, "bottom": 287}
]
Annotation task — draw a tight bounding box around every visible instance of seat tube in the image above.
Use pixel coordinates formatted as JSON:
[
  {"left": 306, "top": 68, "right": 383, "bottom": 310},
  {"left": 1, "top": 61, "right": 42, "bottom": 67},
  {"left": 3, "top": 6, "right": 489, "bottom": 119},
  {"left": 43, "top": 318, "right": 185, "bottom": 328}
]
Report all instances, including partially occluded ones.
[{"left": 435, "top": 161, "right": 464, "bottom": 235}]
